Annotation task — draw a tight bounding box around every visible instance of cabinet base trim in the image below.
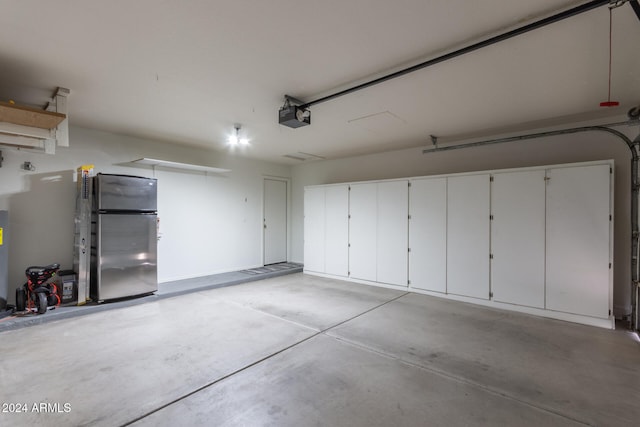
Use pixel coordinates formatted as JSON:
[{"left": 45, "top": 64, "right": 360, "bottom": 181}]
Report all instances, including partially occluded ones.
[{"left": 306, "top": 271, "right": 614, "bottom": 329}]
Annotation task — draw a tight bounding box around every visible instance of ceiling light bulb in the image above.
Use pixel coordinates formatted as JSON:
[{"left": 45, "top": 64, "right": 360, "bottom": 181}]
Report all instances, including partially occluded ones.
[
  {"left": 228, "top": 124, "right": 242, "bottom": 145},
  {"left": 228, "top": 124, "right": 249, "bottom": 146}
]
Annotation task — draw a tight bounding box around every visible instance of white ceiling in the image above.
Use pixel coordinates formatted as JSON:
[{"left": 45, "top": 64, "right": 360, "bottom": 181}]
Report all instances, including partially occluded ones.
[{"left": 0, "top": 0, "right": 639, "bottom": 165}]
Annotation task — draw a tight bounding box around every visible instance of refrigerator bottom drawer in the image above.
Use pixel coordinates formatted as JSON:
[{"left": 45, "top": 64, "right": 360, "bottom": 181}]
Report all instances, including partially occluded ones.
[{"left": 98, "top": 265, "right": 157, "bottom": 300}]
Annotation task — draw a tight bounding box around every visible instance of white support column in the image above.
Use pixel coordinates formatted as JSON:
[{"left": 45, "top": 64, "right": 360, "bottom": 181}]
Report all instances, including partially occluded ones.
[
  {"left": 44, "top": 139, "right": 56, "bottom": 154},
  {"left": 54, "top": 87, "right": 70, "bottom": 147}
]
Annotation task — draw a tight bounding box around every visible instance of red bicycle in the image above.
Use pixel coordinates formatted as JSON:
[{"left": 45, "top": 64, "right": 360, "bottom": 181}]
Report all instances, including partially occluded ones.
[{"left": 15, "top": 264, "right": 61, "bottom": 314}]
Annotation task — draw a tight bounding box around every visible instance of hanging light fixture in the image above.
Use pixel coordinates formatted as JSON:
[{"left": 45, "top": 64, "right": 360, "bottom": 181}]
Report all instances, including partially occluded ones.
[{"left": 228, "top": 124, "right": 249, "bottom": 146}]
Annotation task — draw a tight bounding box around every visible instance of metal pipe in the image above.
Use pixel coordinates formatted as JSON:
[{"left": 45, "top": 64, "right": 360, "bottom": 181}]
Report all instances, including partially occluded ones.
[
  {"left": 423, "top": 122, "right": 640, "bottom": 330},
  {"left": 422, "top": 125, "right": 635, "bottom": 154},
  {"left": 632, "top": 133, "right": 640, "bottom": 330},
  {"left": 636, "top": 282, "right": 640, "bottom": 330},
  {"left": 299, "top": 0, "right": 610, "bottom": 109},
  {"left": 630, "top": 0, "right": 640, "bottom": 21}
]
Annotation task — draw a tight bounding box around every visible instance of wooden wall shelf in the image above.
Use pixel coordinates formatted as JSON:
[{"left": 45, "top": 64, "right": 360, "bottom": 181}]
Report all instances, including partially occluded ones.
[
  {"left": 0, "top": 101, "right": 66, "bottom": 130},
  {"left": 131, "top": 158, "right": 230, "bottom": 173}
]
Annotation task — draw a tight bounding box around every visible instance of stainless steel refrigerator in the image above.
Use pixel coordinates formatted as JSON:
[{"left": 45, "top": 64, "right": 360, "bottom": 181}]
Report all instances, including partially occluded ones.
[{"left": 90, "top": 174, "right": 158, "bottom": 302}]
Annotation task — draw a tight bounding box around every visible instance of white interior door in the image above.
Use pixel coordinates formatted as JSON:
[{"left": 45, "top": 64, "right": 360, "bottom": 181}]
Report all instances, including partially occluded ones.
[
  {"left": 377, "top": 181, "right": 409, "bottom": 286},
  {"left": 409, "top": 178, "right": 447, "bottom": 293},
  {"left": 349, "top": 183, "right": 377, "bottom": 282},
  {"left": 304, "top": 187, "right": 325, "bottom": 273},
  {"left": 447, "top": 174, "right": 490, "bottom": 299},
  {"left": 264, "top": 179, "right": 287, "bottom": 265},
  {"left": 491, "top": 170, "right": 545, "bottom": 308},
  {"left": 546, "top": 164, "right": 611, "bottom": 318},
  {"left": 325, "top": 185, "right": 349, "bottom": 277}
]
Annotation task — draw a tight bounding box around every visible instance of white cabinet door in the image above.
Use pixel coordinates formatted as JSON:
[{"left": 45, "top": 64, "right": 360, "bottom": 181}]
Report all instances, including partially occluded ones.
[
  {"left": 349, "top": 183, "right": 378, "bottom": 281},
  {"left": 325, "top": 185, "right": 349, "bottom": 277},
  {"left": 491, "top": 170, "right": 546, "bottom": 308},
  {"left": 303, "top": 187, "right": 325, "bottom": 273},
  {"left": 377, "top": 181, "right": 409, "bottom": 286},
  {"left": 447, "top": 174, "right": 491, "bottom": 299},
  {"left": 409, "top": 178, "right": 447, "bottom": 293},
  {"left": 546, "top": 164, "right": 611, "bottom": 319}
]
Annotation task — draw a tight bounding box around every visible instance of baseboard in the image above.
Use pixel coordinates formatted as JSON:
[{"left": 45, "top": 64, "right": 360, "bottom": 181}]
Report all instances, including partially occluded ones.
[{"left": 305, "top": 271, "right": 614, "bottom": 329}]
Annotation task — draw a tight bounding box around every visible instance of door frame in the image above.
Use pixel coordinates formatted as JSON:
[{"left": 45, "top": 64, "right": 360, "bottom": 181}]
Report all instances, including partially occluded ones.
[{"left": 262, "top": 176, "right": 290, "bottom": 265}]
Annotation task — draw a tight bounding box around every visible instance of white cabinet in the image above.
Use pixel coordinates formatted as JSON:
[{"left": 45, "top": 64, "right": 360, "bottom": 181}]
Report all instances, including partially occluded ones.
[
  {"left": 546, "top": 164, "right": 611, "bottom": 319},
  {"left": 303, "top": 160, "right": 613, "bottom": 328},
  {"left": 377, "top": 181, "right": 409, "bottom": 286},
  {"left": 491, "top": 170, "right": 546, "bottom": 308},
  {"left": 409, "top": 178, "right": 447, "bottom": 293},
  {"left": 447, "top": 174, "right": 491, "bottom": 300},
  {"left": 303, "top": 185, "right": 349, "bottom": 276},
  {"left": 491, "top": 165, "right": 612, "bottom": 317},
  {"left": 349, "top": 181, "right": 409, "bottom": 286},
  {"left": 349, "top": 183, "right": 378, "bottom": 282},
  {"left": 325, "top": 185, "right": 349, "bottom": 277},
  {"left": 303, "top": 187, "right": 325, "bottom": 273}
]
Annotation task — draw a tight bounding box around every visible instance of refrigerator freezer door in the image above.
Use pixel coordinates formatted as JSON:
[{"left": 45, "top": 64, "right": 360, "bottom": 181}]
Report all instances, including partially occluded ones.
[
  {"left": 97, "top": 174, "right": 157, "bottom": 212},
  {"left": 95, "top": 213, "right": 157, "bottom": 301}
]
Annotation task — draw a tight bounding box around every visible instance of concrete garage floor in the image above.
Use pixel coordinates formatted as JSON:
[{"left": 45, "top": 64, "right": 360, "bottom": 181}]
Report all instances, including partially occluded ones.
[
  {"left": 0, "top": 273, "right": 638, "bottom": 427},
  {"left": 0, "top": 262, "right": 303, "bottom": 332}
]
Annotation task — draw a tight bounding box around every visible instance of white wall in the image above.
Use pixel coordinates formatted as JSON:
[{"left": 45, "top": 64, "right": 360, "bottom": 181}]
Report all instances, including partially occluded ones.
[
  {"left": 291, "top": 125, "right": 636, "bottom": 318},
  {"left": 0, "top": 126, "right": 291, "bottom": 299}
]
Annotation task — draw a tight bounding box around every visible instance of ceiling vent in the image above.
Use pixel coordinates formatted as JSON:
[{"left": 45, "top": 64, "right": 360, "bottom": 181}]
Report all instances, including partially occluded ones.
[{"left": 282, "top": 152, "right": 325, "bottom": 161}]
